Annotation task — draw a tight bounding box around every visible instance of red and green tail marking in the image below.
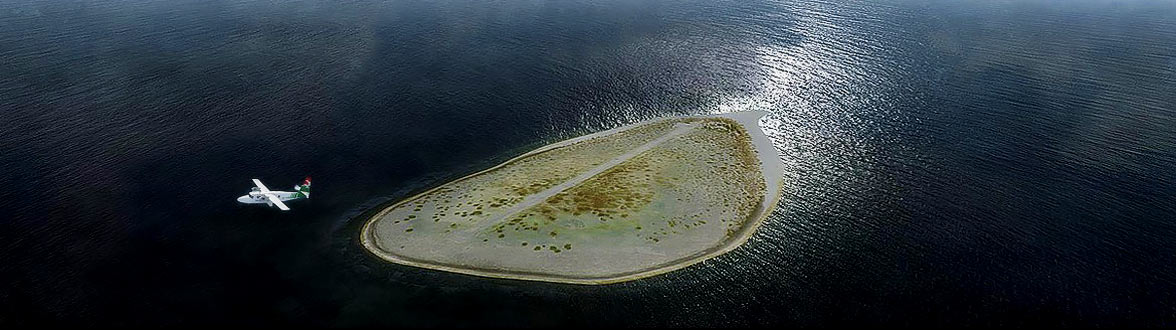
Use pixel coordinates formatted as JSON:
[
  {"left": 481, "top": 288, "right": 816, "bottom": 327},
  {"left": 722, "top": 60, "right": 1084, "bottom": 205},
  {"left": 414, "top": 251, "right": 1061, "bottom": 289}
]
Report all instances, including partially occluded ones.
[{"left": 296, "top": 176, "right": 311, "bottom": 199}]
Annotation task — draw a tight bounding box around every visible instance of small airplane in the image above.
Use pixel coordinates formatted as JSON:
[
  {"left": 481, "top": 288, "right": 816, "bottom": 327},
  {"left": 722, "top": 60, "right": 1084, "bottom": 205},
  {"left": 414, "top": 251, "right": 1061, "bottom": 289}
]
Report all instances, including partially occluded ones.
[{"left": 237, "top": 177, "right": 311, "bottom": 211}]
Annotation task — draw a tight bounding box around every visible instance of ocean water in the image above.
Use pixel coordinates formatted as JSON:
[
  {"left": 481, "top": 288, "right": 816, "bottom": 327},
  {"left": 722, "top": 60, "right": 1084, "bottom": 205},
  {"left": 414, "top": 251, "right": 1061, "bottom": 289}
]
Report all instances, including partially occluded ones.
[{"left": 2, "top": 0, "right": 1175, "bottom": 326}]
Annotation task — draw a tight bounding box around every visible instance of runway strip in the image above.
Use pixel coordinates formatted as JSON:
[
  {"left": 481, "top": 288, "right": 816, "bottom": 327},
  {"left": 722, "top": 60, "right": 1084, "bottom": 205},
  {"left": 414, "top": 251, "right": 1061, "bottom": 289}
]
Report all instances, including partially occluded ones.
[{"left": 464, "top": 123, "right": 696, "bottom": 234}]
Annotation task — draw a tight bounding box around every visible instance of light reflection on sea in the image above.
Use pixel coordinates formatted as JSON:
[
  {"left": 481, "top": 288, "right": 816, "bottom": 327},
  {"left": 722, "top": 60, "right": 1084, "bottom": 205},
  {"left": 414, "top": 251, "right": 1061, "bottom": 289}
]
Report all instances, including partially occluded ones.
[{"left": 1, "top": 0, "right": 1174, "bottom": 326}]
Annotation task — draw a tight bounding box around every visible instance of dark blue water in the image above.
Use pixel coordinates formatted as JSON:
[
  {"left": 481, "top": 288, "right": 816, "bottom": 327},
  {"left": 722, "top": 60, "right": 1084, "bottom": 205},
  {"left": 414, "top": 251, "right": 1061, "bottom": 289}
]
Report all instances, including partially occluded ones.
[{"left": 2, "top": 0, "right": 1175, "bottom": 326}]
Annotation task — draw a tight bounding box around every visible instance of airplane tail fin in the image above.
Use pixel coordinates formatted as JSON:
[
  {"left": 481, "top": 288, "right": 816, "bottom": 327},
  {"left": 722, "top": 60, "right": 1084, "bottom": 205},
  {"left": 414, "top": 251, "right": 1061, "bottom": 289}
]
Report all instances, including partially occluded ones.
[{"left": 296, "top": 176, "right": 311, "bottom": 199}]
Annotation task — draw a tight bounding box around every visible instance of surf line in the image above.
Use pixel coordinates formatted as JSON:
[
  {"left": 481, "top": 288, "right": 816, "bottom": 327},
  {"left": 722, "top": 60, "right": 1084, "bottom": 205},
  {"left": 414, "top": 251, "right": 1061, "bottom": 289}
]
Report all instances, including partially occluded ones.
[{"left": 463, "top": 123, "right": 697, "bottom": 234}]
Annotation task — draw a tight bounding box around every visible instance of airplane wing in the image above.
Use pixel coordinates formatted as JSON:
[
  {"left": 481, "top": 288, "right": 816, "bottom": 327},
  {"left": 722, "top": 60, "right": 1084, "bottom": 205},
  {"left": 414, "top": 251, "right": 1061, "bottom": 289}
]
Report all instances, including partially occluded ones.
[
  {"left": 252, "top": 179, "right": 271, "bottom": 192},
  {"left": 265, "top": 194, "right": 291, "bottom": 211}
]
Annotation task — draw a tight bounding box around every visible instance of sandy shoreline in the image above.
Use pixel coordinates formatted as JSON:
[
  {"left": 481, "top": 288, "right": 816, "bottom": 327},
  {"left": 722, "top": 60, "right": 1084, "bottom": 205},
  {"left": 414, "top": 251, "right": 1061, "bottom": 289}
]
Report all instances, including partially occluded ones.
[{"left": 360, "top": 111, "right": 784, "bottom": 285}]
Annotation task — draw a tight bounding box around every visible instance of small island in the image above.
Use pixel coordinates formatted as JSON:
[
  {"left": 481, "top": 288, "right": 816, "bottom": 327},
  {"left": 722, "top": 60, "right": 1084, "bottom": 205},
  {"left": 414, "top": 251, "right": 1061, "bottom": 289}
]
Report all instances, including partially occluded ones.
[{"left": 360, "top": 111, "right": 784, "bottom": 284}]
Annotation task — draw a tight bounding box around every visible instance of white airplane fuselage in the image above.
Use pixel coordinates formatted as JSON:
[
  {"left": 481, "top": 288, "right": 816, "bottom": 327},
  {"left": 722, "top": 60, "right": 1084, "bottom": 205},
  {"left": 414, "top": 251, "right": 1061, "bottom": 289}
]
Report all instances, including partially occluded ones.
[
  {"left": 239, "top": 177, "right": 311, "bottom": 211},
  {"left": 236, "top": 190, "right": 304, "bottom": 204}
]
